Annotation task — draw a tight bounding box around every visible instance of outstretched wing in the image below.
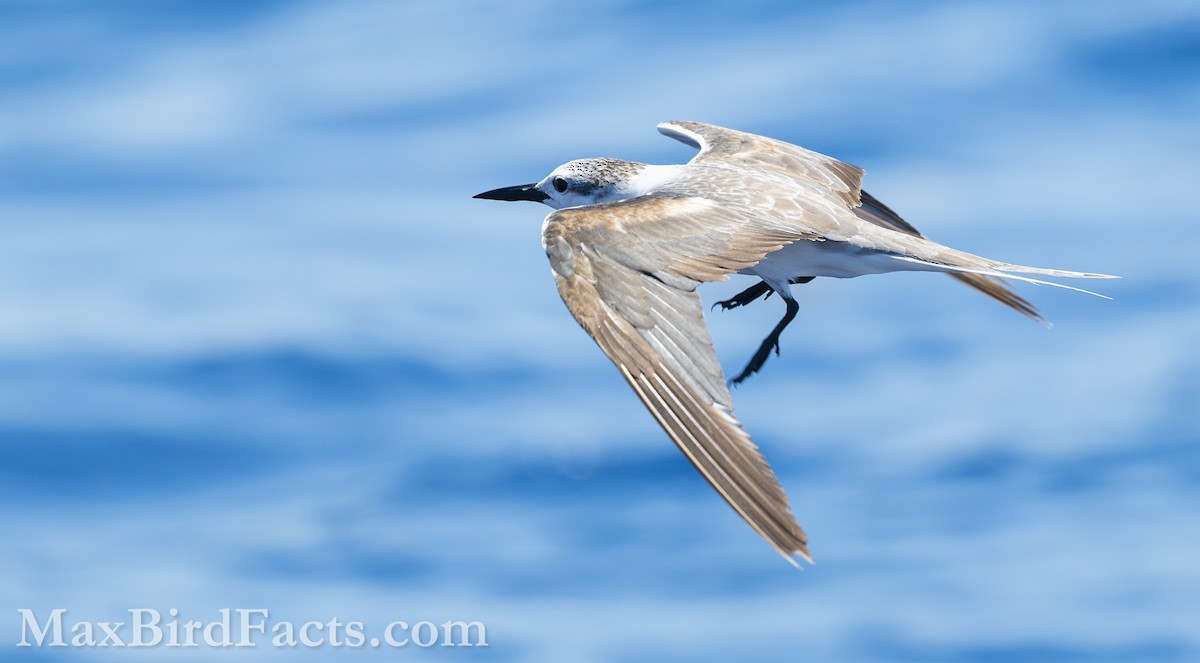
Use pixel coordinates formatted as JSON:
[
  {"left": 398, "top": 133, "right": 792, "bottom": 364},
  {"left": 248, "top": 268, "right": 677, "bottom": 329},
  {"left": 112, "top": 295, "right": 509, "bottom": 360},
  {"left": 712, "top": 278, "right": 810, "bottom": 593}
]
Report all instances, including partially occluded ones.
[
  {"left": 661, "top": 120, "right": 1047, "bottom": 321},
  {"left": 659, "top": 119, "right": 865, "bottom": 208},
  {"left": 542, "top": 195, "right": 812, "bottom": 564}
]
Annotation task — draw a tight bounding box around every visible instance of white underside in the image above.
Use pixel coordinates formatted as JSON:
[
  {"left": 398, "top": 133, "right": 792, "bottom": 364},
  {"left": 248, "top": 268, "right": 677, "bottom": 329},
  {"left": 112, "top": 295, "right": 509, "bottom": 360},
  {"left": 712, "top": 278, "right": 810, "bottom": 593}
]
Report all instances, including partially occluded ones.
[
  {"left": 740, "top": 240, "right": 933, "bottom": 289},
  {"left": 740, "top": 239, "right": 1113, "bottom": 300}
]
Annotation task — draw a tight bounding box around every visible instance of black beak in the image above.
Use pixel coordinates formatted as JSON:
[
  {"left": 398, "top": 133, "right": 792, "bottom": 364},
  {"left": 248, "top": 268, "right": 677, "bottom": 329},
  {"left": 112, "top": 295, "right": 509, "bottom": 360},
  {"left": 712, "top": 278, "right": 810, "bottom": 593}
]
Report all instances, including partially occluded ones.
[{"left": 473, "top": 183, "right": 549, "bottom": 203}]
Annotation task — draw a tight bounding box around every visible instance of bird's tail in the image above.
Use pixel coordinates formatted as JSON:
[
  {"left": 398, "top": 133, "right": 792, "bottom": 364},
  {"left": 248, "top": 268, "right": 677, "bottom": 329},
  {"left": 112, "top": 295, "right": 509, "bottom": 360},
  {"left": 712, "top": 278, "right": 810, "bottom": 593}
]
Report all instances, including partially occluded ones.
[
  {"left": 985, "top": 261, "right": 1117, "bottom": 280},
  {"left": 947, "top": 273, "right": 1043, "bottom": 323},
  {"left": 852, "top": 192, "right": 1116, "bottom": 319},
  {"left": 891, "top": 254, "right": 1119, "bottom": 300}
]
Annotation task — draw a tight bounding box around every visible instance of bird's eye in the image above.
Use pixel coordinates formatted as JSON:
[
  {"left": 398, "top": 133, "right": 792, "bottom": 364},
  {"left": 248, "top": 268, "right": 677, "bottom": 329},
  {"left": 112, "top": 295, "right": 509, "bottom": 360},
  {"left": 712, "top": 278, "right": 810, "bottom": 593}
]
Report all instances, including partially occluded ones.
[{"left": 552, "top": 177, "right": 568, "bottom": 193}]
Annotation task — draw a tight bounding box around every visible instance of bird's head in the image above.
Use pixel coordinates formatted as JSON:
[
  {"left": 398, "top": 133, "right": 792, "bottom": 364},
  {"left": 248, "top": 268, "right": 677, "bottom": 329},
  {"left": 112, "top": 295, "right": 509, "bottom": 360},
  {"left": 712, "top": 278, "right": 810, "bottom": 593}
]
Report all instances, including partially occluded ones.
[{"left": 474, "top": 158, "right": 647, "bottom": 210}]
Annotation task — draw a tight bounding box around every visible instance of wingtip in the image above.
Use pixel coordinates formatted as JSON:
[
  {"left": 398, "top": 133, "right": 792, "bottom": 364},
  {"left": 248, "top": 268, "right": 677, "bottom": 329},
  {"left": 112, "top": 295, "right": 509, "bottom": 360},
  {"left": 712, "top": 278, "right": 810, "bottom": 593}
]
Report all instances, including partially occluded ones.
[{"left": 783, "top": 547, "right": 814, "bottom": 569}]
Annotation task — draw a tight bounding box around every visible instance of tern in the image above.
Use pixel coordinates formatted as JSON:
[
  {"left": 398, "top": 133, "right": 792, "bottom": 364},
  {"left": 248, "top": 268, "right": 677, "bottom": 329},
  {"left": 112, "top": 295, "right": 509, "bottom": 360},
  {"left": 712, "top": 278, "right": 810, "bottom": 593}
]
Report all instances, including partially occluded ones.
[{"left": 475, "top": 120, "right": 1115, "bottom": 565}]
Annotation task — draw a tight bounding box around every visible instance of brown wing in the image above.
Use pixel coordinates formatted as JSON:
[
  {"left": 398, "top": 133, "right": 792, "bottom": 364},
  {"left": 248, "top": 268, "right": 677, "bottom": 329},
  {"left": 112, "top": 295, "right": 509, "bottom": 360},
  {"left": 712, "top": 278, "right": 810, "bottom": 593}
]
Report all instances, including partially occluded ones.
[
  {"left": 660, "top": 120, "right": 1043, "bottom": 322},
  {"left": 543, "top": 196, "right": 812, "bottom": 564},
  {"left": 659, "top": 120, "right": 865, "bottom": 208}
]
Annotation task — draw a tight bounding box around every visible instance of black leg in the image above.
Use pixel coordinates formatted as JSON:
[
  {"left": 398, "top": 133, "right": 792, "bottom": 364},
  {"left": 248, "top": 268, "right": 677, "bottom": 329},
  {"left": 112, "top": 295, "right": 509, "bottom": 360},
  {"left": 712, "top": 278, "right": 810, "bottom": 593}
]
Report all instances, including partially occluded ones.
[
  {"left": 713, "top": 277, "right": 814, "bottom": 313},
  {"left": 712, "top": 281, "right": 773, "bottom": 311},
  {"left": 730, "top": 296, "right": 801, "bottom": 385}
]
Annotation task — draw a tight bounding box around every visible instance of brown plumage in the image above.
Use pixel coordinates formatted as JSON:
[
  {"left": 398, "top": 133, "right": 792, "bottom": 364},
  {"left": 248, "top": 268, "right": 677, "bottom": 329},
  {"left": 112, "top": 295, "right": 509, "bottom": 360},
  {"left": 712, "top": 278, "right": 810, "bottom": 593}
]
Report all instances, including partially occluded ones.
[{"left": 477, "top": 120, "right": 1115, "bottom": 565}]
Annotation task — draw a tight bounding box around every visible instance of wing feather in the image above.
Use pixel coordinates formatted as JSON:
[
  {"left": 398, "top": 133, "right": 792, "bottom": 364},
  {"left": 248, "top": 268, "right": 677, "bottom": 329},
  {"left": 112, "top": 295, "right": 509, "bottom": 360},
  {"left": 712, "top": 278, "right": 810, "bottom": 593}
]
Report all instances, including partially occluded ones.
[
  {"left": 657, "top": 120, "right": 1114, "bottom": 289},
  {"left": 543, "top": 199, "right": 812, "bottom": 563},
  {"left": 658, "top": 121, "right": 1051, "bottom": 321},
  {"left": 659, "top": 120, "right": 865, "bottom": 208}
]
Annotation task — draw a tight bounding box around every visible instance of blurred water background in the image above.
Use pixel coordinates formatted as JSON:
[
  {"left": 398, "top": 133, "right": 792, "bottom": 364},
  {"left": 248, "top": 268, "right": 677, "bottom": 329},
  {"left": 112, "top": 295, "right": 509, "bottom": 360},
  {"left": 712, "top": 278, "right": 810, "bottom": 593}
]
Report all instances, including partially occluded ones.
[{"left": 1, "top": 1, "right": 1197, "bottom": 661}]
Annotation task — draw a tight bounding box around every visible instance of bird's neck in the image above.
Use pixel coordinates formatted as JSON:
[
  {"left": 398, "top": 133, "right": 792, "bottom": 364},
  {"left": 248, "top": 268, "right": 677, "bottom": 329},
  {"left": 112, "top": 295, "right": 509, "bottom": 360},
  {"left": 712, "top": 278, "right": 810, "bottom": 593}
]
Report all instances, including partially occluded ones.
[{"left": 619, "top": 164, "right": 685, "bottom": 198}]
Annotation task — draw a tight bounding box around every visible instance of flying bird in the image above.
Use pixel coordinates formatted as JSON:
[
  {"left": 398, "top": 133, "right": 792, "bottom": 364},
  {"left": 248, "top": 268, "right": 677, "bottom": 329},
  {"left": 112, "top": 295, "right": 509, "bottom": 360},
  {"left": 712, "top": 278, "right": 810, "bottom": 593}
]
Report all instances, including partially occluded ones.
[{"left": 474, "top": 120, "right": 1115, "bottom": 565}]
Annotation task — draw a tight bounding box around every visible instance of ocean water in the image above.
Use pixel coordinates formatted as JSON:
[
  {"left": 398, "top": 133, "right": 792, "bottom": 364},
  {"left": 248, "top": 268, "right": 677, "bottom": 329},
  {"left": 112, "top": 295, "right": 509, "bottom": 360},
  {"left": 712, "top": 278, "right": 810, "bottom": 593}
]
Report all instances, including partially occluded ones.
[{"left": 2, "top": 1, "right": 1198, "bottom": 661}]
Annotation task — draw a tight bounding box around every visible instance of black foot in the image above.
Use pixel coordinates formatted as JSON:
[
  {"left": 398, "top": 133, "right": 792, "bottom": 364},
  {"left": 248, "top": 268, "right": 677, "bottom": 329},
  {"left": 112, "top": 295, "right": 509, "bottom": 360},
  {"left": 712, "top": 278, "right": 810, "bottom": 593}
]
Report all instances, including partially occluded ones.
[
  {"left": 712, "top": 277, "right": 814, "bottom": 312},
  {"left": 713, "top": 281, "right": 773, "bottom": 312},
  {"left": 730, "top": 297, "right": 801, "bottom": 385}
]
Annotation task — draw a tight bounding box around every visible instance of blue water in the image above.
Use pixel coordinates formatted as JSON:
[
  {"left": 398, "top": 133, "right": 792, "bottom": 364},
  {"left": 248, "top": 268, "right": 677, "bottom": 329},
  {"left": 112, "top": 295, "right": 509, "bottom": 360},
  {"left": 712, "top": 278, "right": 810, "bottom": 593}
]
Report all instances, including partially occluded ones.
[{"left": 2, "top": 2, "right": 1198, "bottom": 661}]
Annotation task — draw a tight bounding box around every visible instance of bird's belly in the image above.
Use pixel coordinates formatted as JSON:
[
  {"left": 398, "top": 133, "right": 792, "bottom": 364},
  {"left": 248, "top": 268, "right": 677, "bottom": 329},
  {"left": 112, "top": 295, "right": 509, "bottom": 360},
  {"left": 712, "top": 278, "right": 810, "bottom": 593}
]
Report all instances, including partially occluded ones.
[{"left": 740, "top": 240, "right": 917, "bottom": 281}]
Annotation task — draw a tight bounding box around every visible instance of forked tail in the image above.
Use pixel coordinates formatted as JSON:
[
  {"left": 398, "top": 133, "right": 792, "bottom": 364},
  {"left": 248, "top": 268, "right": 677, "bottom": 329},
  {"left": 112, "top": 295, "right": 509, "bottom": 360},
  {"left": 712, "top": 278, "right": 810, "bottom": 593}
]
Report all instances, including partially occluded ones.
[{"left": 891, "top": 255, "right": 1119, "bottom": 300}]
